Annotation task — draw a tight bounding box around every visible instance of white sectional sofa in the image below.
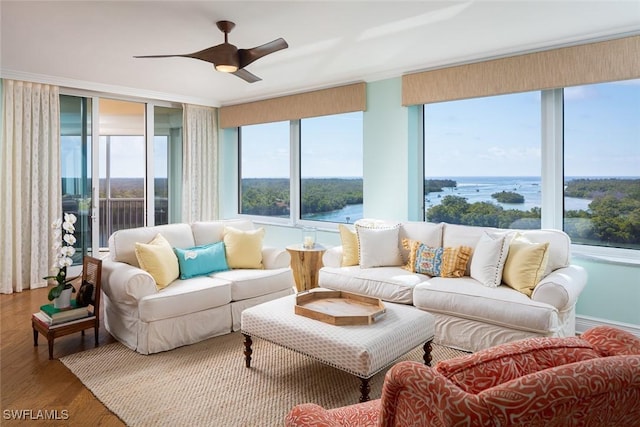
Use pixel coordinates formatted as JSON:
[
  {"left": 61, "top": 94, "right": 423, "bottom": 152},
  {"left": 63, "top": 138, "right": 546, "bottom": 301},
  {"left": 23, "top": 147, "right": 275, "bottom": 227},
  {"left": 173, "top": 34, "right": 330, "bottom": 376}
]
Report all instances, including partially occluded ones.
[
  {"left": 101, "top": 219, "right": 294, "bottom": 354},
  {"left": 320, "top": 221, "right": 587, "bottom": 352}
]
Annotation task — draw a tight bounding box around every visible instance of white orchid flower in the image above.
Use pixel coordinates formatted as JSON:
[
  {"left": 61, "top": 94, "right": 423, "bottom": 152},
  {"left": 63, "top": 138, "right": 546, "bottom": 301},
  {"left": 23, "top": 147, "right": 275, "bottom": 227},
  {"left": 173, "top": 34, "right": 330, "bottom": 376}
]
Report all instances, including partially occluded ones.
[
  {"left": 63, "top": 234, "right": 76, "bottom": 245},
  {"left": 62, "top": 221, "right": 75, "bottom": 233},
  {"left": 64, "top": 213, "right": 77, "bottom": 224},
  {"left": 61, "top": 246, "right": 76, "bottom": 256},
  {"left": 52, "top": 218, "right": 62, "bottom": 229}
]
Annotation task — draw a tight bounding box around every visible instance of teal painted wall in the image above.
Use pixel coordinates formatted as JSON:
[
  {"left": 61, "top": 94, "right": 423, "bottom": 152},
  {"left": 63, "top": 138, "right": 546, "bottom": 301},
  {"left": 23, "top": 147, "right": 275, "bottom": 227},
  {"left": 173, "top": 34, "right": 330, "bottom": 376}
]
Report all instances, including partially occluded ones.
[
  {"left": 573, "top": 258, "right": 640, "bottom": 325},
  {"left": 217, "top": 77, "right": 640, "bottom": 328},
  {"left": 363, "top": 78, "right": 410, "bottom": 220}
]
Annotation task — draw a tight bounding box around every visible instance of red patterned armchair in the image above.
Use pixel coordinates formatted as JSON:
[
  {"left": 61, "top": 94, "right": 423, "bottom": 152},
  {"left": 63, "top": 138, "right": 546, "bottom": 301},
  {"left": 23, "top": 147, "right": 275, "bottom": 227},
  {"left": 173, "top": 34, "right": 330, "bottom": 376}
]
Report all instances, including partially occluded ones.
[{"left": 285, "top": 326, "right": 640, "bottom": 427}]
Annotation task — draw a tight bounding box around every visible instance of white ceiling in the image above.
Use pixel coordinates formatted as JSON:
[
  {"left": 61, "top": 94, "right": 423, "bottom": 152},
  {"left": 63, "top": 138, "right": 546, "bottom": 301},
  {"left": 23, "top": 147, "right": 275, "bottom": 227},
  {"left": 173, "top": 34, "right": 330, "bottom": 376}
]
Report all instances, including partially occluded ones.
[{"left": 2, "top": 1, "right": 639, "bottom": 107}]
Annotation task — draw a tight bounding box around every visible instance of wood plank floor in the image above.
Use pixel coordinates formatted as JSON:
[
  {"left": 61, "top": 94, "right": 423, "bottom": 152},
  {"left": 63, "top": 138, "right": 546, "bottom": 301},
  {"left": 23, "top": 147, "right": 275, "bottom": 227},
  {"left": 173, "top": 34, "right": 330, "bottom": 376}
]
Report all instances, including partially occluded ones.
[{"left": 1, "top": 287, "right": 124, "bottom": 426}]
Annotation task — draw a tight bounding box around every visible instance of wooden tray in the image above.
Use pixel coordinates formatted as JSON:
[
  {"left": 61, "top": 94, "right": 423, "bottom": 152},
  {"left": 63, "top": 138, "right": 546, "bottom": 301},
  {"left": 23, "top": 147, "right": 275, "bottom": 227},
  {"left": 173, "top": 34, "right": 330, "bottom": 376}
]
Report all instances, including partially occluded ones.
[{"left": 295, "top": 290, "right": 386, "bottom": 326}]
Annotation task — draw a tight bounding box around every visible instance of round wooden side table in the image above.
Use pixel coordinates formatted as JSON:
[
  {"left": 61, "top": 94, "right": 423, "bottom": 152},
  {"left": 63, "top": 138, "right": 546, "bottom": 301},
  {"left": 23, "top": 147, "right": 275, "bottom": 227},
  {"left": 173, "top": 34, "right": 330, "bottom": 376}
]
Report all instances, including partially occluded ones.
[{"left": 286, "top": 244, "right": 327, "bottom": 292}]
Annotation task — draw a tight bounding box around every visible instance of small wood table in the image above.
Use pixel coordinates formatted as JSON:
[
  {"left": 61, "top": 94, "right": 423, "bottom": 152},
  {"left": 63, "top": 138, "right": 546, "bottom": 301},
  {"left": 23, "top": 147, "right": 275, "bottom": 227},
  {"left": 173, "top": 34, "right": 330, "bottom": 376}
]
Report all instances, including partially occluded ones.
[{"left": 286, "top": 244, "right": 326, "bottom": 292}]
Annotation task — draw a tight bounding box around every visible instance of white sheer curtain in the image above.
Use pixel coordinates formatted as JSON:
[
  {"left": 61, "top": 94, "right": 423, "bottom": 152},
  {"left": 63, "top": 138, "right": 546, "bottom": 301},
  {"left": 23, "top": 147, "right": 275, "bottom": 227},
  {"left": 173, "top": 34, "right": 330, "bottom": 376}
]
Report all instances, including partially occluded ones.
[
  {"left": 182, "top": 104, "right": 219, "bottom": 222},
  {"left": 0, "top": 80, "right": 61, "bottom": 293}
]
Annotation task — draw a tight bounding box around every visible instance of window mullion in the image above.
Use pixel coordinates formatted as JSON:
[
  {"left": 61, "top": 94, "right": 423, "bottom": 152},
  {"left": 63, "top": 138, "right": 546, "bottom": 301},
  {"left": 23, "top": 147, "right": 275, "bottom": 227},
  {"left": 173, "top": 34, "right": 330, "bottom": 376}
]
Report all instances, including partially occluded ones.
[
  {"left": 290, "top": 120, "right": 301, "bottom": 225},
  {"left": 540, "top": 89, "right": 564, "bottom": 230}
]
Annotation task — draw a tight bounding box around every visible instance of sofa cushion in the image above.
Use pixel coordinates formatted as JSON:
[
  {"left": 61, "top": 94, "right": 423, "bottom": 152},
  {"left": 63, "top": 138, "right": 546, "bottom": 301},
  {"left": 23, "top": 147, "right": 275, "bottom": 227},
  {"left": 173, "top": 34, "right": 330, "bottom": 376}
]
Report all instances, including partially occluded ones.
[
  {"left": 138, "top": 276, "right": 231, "bottom": 322},
  {"left": 399, "top": 222, "right": 444, "bottom": 262},
  {"left": 435, "top": 336, "right": 600, "bottom": 394},
  {"left": 413, "top": 277, "right": 559, "bottom": 334},
  {"left": 502, "top": 234, "right": 550, "bottom": 296},
  {"left": 213, "top": 267, "right": 294, "bottom": 301},
  {"left": 174, "top": 242, "right": 229, "bottom": 279},
  {"left": 223, "top": 226, "right": 265, "bottom": 269},
  {"left": 320, "top": 266, "right": 427, "bottom": 304},
  {"left": 338, "top": 224, "right": 359, "bottom": 266},
  {"left": 470, "top": 232, "right": 510, "bottom": 288},
  {"left": 134, "top": 233, "right": 179, "bottom": 289},
  {"left": 191, "top": 219, "right": 255, "bottom": 246},
  {"left": 356, "top": 225, "right": 402, "bottom": 268},
  {"left": 110, "top": 223, "right": 195, "bottom": 267}
]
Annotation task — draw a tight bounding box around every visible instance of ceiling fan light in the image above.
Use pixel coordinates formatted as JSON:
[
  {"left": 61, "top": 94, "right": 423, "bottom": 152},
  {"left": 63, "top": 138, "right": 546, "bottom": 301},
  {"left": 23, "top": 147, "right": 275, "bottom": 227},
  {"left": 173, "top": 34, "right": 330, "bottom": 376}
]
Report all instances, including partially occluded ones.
[{"left": 215, "top": 64, "right": 239, "bottom": 73}]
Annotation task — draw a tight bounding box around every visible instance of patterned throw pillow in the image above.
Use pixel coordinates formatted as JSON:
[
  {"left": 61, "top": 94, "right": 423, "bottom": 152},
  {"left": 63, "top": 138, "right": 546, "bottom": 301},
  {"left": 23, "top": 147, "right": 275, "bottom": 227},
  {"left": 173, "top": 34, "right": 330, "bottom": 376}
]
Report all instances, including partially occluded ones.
[{"left": 403, "top": 238, "right": 472, "bottom": 277}]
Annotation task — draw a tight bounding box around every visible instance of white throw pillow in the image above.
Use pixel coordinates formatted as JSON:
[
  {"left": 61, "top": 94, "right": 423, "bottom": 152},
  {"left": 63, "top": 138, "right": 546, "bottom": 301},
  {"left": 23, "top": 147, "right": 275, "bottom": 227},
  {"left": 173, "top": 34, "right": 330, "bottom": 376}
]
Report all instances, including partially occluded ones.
[
  {"left": 470, "top": 232, "right": 510, "bottom": 288},
  {"left": 356, "top": 225, "right": 402, "bottom": 268}
]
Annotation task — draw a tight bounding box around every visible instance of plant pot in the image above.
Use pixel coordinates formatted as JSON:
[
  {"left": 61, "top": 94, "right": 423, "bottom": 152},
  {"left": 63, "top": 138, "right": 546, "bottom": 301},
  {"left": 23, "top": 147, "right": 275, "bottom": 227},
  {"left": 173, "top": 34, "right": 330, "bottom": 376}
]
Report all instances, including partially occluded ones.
[{"left": 54, "top": 287, "right": 73, "bottom": 309}]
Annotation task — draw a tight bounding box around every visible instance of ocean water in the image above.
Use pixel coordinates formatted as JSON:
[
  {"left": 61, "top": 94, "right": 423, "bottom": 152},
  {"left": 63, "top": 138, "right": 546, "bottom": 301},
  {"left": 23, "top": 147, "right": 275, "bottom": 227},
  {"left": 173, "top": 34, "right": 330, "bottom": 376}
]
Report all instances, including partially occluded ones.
[{"left": 311, "top": 176, "right": 594, "bottom": 223}]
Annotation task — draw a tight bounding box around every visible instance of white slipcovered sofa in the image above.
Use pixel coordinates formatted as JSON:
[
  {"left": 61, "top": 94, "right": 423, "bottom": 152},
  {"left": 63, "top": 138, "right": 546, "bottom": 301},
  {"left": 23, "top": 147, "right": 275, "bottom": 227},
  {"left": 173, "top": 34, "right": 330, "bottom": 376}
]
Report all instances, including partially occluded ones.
[
  {"left": 320, "top": 221, "right": 588, "bottom": 352},
  {"left": 101, "top": 219, "right": 294, "bottom": 354}
]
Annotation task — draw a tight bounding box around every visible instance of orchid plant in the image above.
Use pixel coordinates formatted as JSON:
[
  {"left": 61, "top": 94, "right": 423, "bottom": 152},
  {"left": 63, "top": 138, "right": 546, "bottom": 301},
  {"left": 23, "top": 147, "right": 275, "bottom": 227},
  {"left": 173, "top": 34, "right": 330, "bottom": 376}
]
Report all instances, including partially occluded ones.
[{"left": 44, "top": 213, "right": 78, "bottom": 301}]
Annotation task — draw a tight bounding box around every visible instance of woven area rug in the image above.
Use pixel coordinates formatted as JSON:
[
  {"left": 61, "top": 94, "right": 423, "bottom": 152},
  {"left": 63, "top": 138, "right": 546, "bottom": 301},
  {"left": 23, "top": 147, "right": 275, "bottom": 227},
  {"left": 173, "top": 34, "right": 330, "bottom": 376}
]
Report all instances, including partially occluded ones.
[{"left": 61, "top": 332, "right": 468, "bottom": 427}]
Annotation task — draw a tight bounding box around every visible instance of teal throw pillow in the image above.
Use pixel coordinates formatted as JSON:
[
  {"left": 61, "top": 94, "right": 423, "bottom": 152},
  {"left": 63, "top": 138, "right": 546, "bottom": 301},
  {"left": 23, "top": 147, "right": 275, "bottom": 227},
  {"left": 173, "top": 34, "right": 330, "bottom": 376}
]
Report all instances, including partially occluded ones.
[{"left": 173, "top": 242, "right": 229, "bottom": 279}]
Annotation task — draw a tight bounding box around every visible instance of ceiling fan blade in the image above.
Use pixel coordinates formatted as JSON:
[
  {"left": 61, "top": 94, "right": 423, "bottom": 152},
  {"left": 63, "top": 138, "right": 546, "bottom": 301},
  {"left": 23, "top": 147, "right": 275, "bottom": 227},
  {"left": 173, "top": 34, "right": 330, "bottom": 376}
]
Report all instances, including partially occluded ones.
[
  {"left": 238, "top": 38, "right": 288, "bottom": 69},
  {"left": 232, "top": 68, "right": 262, "bottom": 83},
  {"left": 135, "top": 44, "right": 230, "bottom": 65}
]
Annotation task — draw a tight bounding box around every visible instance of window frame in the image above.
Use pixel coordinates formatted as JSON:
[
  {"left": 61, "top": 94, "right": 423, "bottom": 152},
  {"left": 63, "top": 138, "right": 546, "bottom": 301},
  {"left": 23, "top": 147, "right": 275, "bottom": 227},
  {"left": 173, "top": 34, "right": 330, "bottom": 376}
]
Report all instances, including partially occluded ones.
[
  {"left": 237, "top": 114, "right": 364, "bottom": 230},
  {"left": 421, "top": 86, "right": 639, "bottom": 264}
]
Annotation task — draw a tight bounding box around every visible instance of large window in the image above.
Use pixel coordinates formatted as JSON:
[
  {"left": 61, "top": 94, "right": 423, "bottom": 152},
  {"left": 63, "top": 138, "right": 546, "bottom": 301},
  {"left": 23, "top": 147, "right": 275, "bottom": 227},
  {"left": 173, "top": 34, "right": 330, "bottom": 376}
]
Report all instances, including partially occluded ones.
[
  {"left": 424, "top": 92, "right": 541, "bottom": 229},
  {"left": 564, "top": 80, "right": 640, "bottom": 250},
  {"left": 423, "top": 79, "right": 640, "bottom": 252},
  {"left": 300, "top": 112, "right": 363, "bottom": 224},
  {"left": 239, "top": 113, "right": 364, "bottom": 225}
]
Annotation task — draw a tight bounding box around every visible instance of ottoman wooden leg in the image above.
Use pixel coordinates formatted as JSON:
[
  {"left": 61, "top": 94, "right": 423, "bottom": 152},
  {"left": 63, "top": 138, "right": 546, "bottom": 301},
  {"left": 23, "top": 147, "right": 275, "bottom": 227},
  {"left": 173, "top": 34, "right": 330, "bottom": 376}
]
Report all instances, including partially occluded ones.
[
  {"left": 423, "top": 340, "right": 433, "bottom": 367},
  {"left": 359, "top": 377, "right": 370, "bottom": 402},
  {"left": 243, "top": 334, "right": 253, "bottom": 368}
]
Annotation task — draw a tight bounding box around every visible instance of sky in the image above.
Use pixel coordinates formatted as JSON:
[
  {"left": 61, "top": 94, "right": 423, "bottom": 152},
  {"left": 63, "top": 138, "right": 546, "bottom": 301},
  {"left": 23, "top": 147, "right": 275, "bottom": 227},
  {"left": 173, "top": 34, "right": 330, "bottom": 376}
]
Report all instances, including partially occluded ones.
[
  {"left": 243, "top": 79, "right": 639, "bottom": 179},
  {"left": 63, "top": 79, "right": 639, "bottom": 180}
]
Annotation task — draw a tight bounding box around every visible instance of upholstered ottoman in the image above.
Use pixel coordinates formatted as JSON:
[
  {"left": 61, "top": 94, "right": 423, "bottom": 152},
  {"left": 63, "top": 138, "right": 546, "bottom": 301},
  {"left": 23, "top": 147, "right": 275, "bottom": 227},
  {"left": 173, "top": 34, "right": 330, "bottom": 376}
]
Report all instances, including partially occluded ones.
[{"left": 241, "top": 290, "right": 435, "bottom": 402}]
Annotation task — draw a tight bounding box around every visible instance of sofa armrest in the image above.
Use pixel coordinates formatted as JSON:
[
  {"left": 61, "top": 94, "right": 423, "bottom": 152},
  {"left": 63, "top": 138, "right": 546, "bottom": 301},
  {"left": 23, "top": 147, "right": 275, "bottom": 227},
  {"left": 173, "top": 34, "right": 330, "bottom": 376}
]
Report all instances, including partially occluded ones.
[
  {"left": 285, "top": 401, "right": 380, "bottom": 427},
  {"left": 322, "top": 246, "right": 343, "bottom": 268},
  {"left": 101, "top": 258, "right": 157, "bottom": 306},
  {"left": 531, "top": 264, "right": 587, "bottom": 311},
  {"left": 262, "top": 246, "right": 291, "bottom": 269},
  {"left": 580, "top": 326, "right": 640, "bottom": 356},
  {"left": 481, "top": 355, "right": 640, "bottom": 426},
  {"left": 379, "top": 361, "right": 486, "bottom": 426}
]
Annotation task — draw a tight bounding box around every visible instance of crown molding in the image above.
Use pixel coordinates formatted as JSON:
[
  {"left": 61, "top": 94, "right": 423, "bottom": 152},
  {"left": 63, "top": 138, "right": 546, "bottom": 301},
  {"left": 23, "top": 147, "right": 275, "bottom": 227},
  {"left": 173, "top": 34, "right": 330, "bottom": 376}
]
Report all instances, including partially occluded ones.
[{"left": 0, "top": 69, "right": 220, "bottom": 108}]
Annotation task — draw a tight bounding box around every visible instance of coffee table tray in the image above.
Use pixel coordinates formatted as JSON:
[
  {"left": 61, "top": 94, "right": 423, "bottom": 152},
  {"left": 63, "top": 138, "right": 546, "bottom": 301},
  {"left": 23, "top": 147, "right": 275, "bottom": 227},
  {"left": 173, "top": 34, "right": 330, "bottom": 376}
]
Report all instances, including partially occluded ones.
[{"left": 295, "top": 290, "right": 386, "bottom": 325}]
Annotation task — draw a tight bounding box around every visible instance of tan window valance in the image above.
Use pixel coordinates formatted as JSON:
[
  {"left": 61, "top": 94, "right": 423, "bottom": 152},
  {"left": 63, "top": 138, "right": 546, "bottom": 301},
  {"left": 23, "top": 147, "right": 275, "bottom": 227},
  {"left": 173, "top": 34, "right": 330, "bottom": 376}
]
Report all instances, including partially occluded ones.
[
  {"left": 219, "top": 82, "right": 366, "bottom": 128},
  {"left": 402, "top": 35, "right": 640, "bottom": 106}
]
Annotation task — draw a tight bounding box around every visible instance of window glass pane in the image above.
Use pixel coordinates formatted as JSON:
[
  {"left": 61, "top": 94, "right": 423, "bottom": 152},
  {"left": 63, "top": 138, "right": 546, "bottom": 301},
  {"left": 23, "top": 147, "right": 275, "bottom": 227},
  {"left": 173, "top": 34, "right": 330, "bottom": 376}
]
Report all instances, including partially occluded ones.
[
  {"left": 60, "top": 95, "right": 92, "bottom": 263},
  {"left": 564, "top": 79, "right": 640, "bottom": 249},
  {"left": 424, "top": 92, "right": 541, "bottom": 228},
  {"left": 300, "top": 112, "right": 363, "bottom": 224},
  {"left": 240, "top": 121, "right": 290, "bottom": 217},
  {"left": 154, "top": 106, "right": 183, "bottom": 225},
  {"left": 98, "top": 99, "right": 145, "bottom": 245}
]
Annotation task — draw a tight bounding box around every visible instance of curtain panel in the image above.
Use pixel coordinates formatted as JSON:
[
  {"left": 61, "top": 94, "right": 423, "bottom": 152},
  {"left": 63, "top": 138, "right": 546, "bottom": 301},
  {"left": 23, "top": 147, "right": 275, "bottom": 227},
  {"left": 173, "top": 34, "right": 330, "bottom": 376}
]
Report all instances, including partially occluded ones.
[
  {"left": 182, "top": 104, "right": 219, "bottom": 222},
  {"left": 0, "top": 80, "right": 61, "bottom": 294}
]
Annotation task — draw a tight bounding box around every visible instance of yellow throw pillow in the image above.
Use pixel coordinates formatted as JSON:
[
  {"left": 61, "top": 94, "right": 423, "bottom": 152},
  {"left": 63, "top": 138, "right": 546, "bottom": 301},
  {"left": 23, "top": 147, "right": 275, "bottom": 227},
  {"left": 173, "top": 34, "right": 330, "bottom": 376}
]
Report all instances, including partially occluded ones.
[
  {"left": 223, "top": 226, "right": 265, "bottom": 269},
  {"left": 502, "top": 234, "right": 550, "bottom": 297},
  {"left": 134, "top": 233, "right": 179, "bottom": 290},
  {"left": 441, "top": 246, "right": 473, "bottom": 278},
  {"left": 338, "top": 224, "right": 359, "bottom": 266}
]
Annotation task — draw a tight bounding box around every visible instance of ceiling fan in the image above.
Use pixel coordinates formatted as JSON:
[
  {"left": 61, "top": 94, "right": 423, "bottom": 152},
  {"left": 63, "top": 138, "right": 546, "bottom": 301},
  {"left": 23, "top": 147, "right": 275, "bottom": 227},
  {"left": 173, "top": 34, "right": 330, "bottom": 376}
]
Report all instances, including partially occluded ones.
[{"left": 134, "top": 20, "right": 288, "bottom": 83}]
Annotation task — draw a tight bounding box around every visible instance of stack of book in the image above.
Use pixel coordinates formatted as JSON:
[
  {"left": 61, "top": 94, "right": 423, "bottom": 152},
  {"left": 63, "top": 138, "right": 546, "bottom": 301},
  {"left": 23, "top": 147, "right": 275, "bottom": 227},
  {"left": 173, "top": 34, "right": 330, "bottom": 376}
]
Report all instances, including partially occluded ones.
[{"left": 33, "top": 300, "right": 91, "bottom": 326}]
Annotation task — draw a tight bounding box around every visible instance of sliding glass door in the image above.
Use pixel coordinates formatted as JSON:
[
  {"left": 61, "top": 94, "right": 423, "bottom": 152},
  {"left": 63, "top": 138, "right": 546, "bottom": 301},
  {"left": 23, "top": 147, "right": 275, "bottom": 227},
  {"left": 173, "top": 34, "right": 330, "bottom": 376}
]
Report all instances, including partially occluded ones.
[{"left": 60, "top": 95, "right": 183, "bottom": 257}]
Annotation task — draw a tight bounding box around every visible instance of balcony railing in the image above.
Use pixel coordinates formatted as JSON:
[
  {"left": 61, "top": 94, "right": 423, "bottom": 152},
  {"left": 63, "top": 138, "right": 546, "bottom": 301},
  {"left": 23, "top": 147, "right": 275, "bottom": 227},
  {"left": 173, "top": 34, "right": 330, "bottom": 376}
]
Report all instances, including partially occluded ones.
[{"left": 99, "top": 198, "right": 169, "bottom": 246}]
